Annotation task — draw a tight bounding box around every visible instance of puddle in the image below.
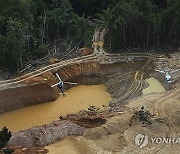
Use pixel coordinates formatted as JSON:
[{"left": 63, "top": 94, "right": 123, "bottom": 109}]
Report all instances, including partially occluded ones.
[
  {"left": 143, "top": 77, "right": 166, "bottom": 94},
  {"left": 0, "top": 85, "right": 112, "bottom": 132},
  {"left": 45, "top": 137, "right": 83, "bottom": 154}
]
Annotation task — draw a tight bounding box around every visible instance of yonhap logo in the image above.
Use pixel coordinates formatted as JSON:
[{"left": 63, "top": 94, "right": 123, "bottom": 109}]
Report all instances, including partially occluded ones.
[
  {"left": 135, "top": 134, "right": 148, "bottom": 148},
  {"left": 135, "top": 134, "right": 180, "bottom": 148}
]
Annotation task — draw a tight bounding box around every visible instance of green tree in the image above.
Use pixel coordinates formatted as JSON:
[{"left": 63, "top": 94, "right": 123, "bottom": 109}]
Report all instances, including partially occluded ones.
[
  {"left": 5, "top": 17, "right": 28, "bottom": 71},
  {"left": 0, "top": 127, "right": 12, "bottom": 149},
  {"left": 96, "top": 0, "right": 179, "bottom": 51}
]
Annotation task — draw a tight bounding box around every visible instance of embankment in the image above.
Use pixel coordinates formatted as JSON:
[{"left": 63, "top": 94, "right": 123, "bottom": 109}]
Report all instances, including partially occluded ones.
[
  {"left": 0, "top": 83, "right": 59, "bottom": 114},
  {"left": 9, "top": 120, "right": 85, "bottom": 147},
  {"left": 0, "top": 57, "right": 152, "bottom": 114}
]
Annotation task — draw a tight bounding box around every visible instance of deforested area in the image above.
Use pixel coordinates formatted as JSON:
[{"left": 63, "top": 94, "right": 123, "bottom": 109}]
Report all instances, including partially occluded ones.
[{"left": 0, "top": 0, "right": 179, "bottom": 154}]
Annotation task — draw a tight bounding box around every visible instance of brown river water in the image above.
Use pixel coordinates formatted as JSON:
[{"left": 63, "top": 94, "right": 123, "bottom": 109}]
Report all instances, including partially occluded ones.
[{"left": 0, "top": 85, "right": 112, "bottom": 132}]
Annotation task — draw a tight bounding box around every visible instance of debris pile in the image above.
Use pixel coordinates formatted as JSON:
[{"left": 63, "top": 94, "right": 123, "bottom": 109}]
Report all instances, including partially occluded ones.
[
  {"left": 87, "top": 105, "right": 100, "bottom": 116},
  {"left": 60, "top": 105, "right": 126, "bottom": 128},
  {"left": 130, "top": 106, "right": 153, "bottom": 126},
  {"left": 136, "top": 106, "right": 153, "bottom": 124},
  {"left": 59, "top": 106, "right": 106, "bottom": 128}
]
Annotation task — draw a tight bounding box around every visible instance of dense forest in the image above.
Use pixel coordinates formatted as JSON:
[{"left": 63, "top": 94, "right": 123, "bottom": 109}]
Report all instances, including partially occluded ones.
[{"left": 0, "top": 0, "right": 179, "bottom": 72}]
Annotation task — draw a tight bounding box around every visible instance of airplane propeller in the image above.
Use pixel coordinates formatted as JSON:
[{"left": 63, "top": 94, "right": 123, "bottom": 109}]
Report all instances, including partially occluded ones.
[{"left": 51, "top": 73, "right": 77, "bottom": 95}]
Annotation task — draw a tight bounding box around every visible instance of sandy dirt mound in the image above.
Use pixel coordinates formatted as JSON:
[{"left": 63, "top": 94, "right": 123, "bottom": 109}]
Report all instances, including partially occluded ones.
[{"left": 79, "top": 48, "right": 93, "bottom": 56}]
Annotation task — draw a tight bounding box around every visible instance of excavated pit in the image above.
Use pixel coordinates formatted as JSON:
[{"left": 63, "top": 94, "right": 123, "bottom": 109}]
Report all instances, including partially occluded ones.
[
  {"left": 0, "top": 85, "right": 112, "bottom": 132},
  {"left": 0, "top": 58, "right": 153, "bottom": 114},
  {"left": 2, "top": 56, "right": 166, "bottom": 149}
]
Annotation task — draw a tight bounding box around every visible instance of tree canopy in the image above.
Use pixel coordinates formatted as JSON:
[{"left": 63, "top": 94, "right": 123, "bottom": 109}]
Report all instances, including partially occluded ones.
[
  {"left": 97, "top": 0, "right": 179, "bottom": 51},
  {"left": 0, "top": 127, "right": 12, "bottom": 149},
  {"left": 0, "top": 0, "right": 179, "bottom": 72}
]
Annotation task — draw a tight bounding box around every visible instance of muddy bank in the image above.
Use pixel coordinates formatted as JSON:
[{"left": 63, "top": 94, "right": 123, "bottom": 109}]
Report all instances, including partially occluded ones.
[
  {"left": 0, "top": 85, "right": 111, "bottom": 132},
  {"left": 47, "top": 86, "right": 180, "bottom": 154},
  {"left": 68, "top": 59, "right": 154, "bottom": 98},
  {"left": 8, "top": 120, "right": 85, "bottom": 147},
  {"left": 45, "top": 137, "right": 83, "bottom": 154},
  {"left": 8, "top": 105, "right": 126, "bottom": 148},
  {"left": 0, "top": 58, "right": 151, "bottom": 114},
  {"left": 0, "top": 83, "right": 58, "bottom": 114},
  {"left": 0, "top": 61, "right": 101, "bottom": 114},
  {"left": 8, "top": 85, "right": 180, "bottom": 151}
]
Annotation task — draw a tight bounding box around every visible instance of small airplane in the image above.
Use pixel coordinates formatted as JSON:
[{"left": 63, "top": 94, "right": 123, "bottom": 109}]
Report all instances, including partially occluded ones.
[
  {"left": 51, "top": 73, "right": 77, "bottom": 96},
  {"left": 155, "top": 69, "right": 172, "bottom": 83},
  {"left": 165, "top": 72, "right": 172, "bottom": 83}
]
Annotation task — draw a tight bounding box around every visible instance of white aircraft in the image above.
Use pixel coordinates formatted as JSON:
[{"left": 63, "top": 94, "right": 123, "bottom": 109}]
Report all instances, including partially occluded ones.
[
  {"left": 165, "top": 72, "right": 172, "bottom": 83},
  {"left": 51, "top": 73, "right": 77, "bottom": 96},
  {"left": 155, "top": 69, "right": 173, "bottom": 83}
]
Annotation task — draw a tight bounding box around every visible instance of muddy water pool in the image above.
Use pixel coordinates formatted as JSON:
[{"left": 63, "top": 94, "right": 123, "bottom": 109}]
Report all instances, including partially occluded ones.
[
  {"left": 143, "top": 77, "right": 166, "bottom": 94},
  {"left": 0, "top": 85, "right": 112, "bottom": 132}
]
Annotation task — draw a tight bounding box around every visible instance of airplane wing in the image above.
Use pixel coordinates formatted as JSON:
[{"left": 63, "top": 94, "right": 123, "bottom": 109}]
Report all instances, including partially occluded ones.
[
  {"left": 64, "top": 81, "right": 77, "bottom": 85},
  {"left": 51, "top": 83, "right": 60, "bottom": 87},
  {"left": 56, "top": 73, "right": 61, "bottom": 81}
]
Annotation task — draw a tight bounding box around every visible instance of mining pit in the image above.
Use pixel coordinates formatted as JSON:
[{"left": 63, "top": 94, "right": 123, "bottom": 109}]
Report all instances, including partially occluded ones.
[
  {"left": 0, "top": 85, "right": 112, "bottom": 132},
  {"left": 0, "top": 59, "right": 151, "bottom": 131},
  {"left": 0, "top": 48, "right": 180, "bottom": 154}
]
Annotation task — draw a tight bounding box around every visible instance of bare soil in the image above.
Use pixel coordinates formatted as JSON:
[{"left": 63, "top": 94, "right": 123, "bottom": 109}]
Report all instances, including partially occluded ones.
[
  {"left": 48, "top": 52, "right": 180, "bottom": 154},
  {"left": 6, "top": 51, "right": 180, "bottom": 154}
]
